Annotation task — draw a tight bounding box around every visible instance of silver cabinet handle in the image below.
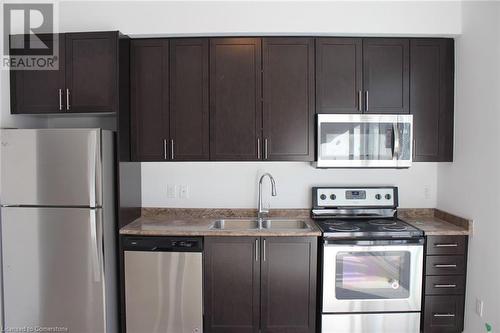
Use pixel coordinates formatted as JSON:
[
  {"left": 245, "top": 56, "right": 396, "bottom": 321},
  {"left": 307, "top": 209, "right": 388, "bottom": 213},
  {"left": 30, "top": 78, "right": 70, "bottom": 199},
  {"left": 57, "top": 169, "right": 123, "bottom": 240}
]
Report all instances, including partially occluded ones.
[
  {"left": 171, "top": 139, "right": 174, "bottom": 160},
  {"left": 435, "top": 264, "right": 457, "bottom": 268},
  {"left": 58, "top": 89, "right": 63, "bottom": 111},
  {"left": 365, "top": 91, "right": 369, "bottom": 112},
  {"left": 163, "top": 139, "right": 167, "bottom": 160},
  {"left": 264, "top": 139, "right": 268, "bottom": 160},
  {"left": 434, "top": 313, "right": 456, "bottom": 318},
  {"left": 358, "top": 91, "right": 362, "bottom": 112},
  {"left": 66, "top": 88, "right": 70, "bottom": 111},
  {"left": 257, "top": 138, "right": 261, "bottom": 160},
  {"left": 255, "top": 239, "right": 259, "bottom": 261},
  {"left": 435, "top": 243, "right": 458, "bottom": 247},
  {"left": 413, "top": 139, "right": 416, "bottom": 157},
  {"left": 263, "top": 238, "right": 266, "bottom": 261},
  {"left": 434, "top": 284, "right": 457, "bottom": 288}
]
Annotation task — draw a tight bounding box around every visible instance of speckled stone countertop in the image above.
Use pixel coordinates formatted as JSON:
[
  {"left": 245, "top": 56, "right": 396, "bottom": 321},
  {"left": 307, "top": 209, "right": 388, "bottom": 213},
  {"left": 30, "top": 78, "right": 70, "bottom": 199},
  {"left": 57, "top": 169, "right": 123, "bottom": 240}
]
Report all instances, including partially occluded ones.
[
  {"left": 120, "top": 208, "right": 471, "bottom": 237},
  {"left": 398, "top": 209, "right": 472, "bottom": 236},
  {"left": 119, "top": 208, "right": 321, "bottom": 237}
]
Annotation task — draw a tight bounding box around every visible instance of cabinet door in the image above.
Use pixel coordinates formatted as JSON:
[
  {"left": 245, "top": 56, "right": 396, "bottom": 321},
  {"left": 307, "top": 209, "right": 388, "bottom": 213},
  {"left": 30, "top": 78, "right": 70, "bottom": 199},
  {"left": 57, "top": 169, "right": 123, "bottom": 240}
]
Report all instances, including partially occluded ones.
[
  {"left": 170, "top": 38, "right": 209, "bottom": 160},
  {"left": 204, "top": 237, "right": 260, "bottom": 333},
  {"left": 261, "top": 237, "right": 317, "bottom": 333},
  {"left": 363, "top": 38, "right": 410, "bottom": 114},
  {"left": 130, "top": 39, "right": 169, "bottom": 161},
  {"left": 262, "top": 38, "right": 314, "bottom": 161},
  {"left": 316, "top": 38, "right": 363, "bottom": 114},
  {"left": 411, "top": 39, "right": 454, "bottom": 162},
  {"left": 209, "top": 38, "right": 262, "bottom": 161},
  {"left": 10, "top": 34, "right": 65, "bottom": 114},
  {"left": 65, "top": 32, "right": 117, "bottom": 113}
]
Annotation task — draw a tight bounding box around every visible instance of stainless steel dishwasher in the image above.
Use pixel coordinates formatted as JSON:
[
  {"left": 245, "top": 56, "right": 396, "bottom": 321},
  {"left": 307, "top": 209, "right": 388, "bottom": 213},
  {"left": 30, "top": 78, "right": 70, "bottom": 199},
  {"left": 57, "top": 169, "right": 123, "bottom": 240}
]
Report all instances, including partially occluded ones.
[{"left": 123, "top": 236, "right": 203, "bottom": 333}]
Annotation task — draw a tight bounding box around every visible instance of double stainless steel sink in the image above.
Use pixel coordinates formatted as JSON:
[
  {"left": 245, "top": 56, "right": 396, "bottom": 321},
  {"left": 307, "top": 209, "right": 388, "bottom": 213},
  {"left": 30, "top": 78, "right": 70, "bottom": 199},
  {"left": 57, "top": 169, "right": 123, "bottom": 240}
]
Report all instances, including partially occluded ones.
[{"left": 210, "top": 218, "right": 310, "bottom": 231}]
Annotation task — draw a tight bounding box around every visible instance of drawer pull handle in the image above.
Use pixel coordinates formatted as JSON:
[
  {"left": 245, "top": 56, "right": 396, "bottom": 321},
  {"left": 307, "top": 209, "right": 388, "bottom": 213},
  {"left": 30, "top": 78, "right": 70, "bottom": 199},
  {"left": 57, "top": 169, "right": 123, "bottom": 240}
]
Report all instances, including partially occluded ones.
[
  {"left": 434, "top": 313, "right": 456, "bottom": 318},
  {"left": 434, "top": 284, "right": 457, "bottom": 288},
  {"left": 434, "top": 264, "right": 457, "bottom": 268},
  {"left": 435, "top": 243, "right": 458, "bottom": 247}
]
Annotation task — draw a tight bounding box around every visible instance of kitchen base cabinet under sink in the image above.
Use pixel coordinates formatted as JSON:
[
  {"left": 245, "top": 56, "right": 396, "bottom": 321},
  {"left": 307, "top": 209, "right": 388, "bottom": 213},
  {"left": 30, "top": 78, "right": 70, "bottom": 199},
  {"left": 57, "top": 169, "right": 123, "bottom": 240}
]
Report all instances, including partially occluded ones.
[{"left": 203, "top": 236, "right": 317, "bottom": 333}]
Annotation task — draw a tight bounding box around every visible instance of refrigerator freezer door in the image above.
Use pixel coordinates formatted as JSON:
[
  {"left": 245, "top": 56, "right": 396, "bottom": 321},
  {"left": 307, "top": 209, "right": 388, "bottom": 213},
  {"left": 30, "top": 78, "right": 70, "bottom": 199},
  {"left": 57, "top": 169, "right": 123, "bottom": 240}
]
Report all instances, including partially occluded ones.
[
  {"left": 1, "top": 207, "right": 107, "bottom": 333},
  {"left": 0, "top": 129, "right": 102, "bottom": 207}
]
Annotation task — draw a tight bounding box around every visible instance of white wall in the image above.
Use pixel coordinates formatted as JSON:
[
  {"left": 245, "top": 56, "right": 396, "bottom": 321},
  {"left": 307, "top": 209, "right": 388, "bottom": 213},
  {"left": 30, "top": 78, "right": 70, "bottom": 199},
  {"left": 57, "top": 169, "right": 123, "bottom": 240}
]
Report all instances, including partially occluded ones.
[
  {"left": 437, "top": 2, "right": 500, "bottom": 332},
  {"left": 142, "top": 162, "right": 438, "bottom": 208},
  {"left": 58, "top": 1, "right": 461, "bottom": 37}
]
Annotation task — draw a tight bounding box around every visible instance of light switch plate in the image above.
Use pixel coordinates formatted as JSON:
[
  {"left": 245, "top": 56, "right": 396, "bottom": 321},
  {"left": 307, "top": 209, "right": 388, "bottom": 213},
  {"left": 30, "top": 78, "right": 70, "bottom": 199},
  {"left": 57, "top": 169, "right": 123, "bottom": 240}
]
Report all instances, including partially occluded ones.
[{"left": 179, "top": 185, "right": 189, "bottom": 199}]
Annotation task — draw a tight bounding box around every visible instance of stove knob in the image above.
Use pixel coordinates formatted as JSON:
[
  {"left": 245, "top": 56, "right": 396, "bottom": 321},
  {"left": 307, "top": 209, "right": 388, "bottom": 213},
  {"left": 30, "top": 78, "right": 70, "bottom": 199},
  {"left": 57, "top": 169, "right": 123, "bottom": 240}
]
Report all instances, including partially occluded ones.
[
  {"left": 385, "top": 194, "right": 392, "bottom": 200},
  {"left": 320, "top": 194, "right": 327, "bottom": 200},
  {"left": 375, "top": 194, "right": 382, "bottom": 200},
  {"left": 330, "top": 194, "right": 336, "bottom": 200}
]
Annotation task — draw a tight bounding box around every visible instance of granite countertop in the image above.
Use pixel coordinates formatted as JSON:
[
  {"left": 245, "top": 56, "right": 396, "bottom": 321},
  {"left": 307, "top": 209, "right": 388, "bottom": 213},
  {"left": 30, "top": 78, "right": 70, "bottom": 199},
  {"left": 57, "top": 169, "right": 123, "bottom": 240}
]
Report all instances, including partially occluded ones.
[
  {"left": 120, "top": 208, "right": 472, "bottom": 237},
  {"left": 120, "top": 208, "right": 322, "bottom": 237},
  {"left": 398, "top": 209, "right": 472, "bottom": 236}
]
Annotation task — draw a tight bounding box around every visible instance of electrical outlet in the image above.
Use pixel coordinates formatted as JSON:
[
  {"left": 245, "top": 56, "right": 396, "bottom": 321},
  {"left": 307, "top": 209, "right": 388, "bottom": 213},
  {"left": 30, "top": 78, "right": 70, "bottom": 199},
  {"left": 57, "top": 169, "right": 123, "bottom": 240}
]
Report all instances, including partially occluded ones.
[
  {"left": 424, "top": 186, "right": 430, "bottom": 200},
  {"left": 179, "top": 185, "right": 189, "bottom": 199},
  {"left": 167, "top": 184, "right": 177, "bottom": 199},
  {"left": 476, "top": 298, "right": 484, "bottom": 317}
]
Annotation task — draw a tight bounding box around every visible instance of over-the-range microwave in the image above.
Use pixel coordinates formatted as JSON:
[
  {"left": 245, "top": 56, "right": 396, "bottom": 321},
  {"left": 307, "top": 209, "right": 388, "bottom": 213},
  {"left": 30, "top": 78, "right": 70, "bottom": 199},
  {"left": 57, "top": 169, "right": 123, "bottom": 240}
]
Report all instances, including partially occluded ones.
[{"left": 315, "top": 114, "right": 413, "bottom": 168}]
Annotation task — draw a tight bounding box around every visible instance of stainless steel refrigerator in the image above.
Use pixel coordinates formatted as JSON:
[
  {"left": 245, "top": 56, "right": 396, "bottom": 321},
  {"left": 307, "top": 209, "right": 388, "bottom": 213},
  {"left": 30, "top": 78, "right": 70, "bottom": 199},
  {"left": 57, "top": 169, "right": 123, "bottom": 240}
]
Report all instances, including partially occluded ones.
[{"left": 0, "top": 128, "right": 117, "bottom": 333}]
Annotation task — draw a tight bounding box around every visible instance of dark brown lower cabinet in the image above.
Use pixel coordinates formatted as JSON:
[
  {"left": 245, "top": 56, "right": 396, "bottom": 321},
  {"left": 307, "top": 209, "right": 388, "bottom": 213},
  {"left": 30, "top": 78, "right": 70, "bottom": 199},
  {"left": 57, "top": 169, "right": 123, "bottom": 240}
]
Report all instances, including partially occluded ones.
[
  {"left": 423, "top": 235, "right": 467, "bottom": 333},
  {"left": 204, "top": 237, "right": 317, "bottom": 333}
]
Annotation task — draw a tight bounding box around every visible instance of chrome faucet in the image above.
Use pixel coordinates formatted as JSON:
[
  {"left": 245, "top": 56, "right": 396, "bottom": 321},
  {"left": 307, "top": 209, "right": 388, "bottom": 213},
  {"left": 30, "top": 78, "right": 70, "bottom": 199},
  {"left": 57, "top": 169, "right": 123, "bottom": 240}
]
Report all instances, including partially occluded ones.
[{"left": 257, "top": 173, "right": 277, "bottom": 221}]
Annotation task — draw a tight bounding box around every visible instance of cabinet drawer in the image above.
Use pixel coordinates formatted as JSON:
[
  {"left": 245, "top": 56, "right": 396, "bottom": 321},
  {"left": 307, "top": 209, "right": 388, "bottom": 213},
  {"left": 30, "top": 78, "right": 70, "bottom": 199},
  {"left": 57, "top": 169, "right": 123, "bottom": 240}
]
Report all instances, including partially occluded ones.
[
  {"left": 426, "top": 256, "right": 465, "bottom": 275},
  {"left": 426, "top": 236, "right": 466, "bottom": 255},
  {"left": 425, "top": 275, "right": 465, "bottom": 295},
  {"left": 424, "top": 295, "right": 464, "bottom": 333}
]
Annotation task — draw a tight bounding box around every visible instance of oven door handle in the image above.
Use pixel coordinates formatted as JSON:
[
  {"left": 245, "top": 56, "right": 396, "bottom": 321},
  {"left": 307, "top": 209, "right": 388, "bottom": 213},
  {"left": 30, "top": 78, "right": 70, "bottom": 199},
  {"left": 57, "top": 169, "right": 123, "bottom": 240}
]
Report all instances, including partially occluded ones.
[{"left": 324, "top": 238, "right": 424, "bottom": 246}]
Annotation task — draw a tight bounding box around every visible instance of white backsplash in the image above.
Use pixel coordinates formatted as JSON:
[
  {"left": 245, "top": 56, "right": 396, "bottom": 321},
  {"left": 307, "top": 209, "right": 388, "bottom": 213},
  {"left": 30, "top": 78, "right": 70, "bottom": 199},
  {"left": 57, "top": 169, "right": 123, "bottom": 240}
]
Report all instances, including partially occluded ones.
[{"left": 141, "top": 162, "right": 438, "bottom": 209}]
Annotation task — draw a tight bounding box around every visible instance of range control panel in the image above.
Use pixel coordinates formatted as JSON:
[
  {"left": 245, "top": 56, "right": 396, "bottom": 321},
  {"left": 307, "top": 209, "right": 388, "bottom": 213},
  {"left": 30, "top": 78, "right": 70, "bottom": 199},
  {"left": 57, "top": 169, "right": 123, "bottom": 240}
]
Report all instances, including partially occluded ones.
[{"left": 314, "top": 187, "right": 397, "bottom": 208}]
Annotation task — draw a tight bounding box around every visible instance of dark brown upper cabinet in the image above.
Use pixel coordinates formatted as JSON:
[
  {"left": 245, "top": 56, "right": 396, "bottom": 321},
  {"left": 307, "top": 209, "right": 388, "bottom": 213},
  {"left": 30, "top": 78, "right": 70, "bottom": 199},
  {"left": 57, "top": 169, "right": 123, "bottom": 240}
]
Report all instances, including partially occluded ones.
[
  {"left": 204, "top": 237, "right": 317, "bottom": 333},
  {"left": 170, "top": 38, "right": 209, "bottom": 161},
  {"left": 10, "top": 34, "right": 65, "bottom": 114},
  {"left": 65, "top": 32, "right": 118, "bottom": 113},
  {"left": 10, "top": 31, "right": 121, "bottom": 114},
  {"left": 209, "top": 38, "right": 262, "bottom": 161},
  {"left": 131, "top": 38, "right": 210, "bottom": 162},
  {"left": 316, "top": 38, "right": 363, "bottom": 114},
  {"left": 262, "top": 38, "right": 315, "bottom": 161},
  {"left": 130, "top": 39, "right": 169, "bottom": 161},
  {"left": 204, "top": 237, "right": 260, "bottom": 333},
  {"left": 363, "top": 38, "right": 410, "bottom": 114},
  {"left": 411, "top": 39, "right": 454, "bottom": 162}
]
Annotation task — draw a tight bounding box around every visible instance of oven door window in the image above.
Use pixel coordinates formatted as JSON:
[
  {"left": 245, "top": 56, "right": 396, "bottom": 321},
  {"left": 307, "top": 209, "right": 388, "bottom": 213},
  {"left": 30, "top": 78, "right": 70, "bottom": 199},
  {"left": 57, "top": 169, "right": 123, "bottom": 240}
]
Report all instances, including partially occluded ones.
[{"left": 335, "top": 251, "right": 411, "bottom": 299}]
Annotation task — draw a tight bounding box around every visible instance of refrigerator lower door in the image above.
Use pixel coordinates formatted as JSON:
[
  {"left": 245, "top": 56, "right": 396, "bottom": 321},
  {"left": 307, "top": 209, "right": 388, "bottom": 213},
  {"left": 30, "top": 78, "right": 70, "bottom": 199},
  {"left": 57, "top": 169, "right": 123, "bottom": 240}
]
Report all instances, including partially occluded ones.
[
  {"left": 1, "top": 207, "right": 108, "bottom": 333},
  {"left": 0, "top": 129, "right": 103, "bottom": 207}
]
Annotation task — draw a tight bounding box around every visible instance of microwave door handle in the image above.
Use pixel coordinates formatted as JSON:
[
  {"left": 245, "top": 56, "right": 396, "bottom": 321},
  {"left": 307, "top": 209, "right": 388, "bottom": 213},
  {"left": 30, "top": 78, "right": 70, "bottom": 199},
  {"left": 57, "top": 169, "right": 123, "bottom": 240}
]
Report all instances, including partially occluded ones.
[{"left": 393, "top": 123, "right": 401, "bottom": 160}]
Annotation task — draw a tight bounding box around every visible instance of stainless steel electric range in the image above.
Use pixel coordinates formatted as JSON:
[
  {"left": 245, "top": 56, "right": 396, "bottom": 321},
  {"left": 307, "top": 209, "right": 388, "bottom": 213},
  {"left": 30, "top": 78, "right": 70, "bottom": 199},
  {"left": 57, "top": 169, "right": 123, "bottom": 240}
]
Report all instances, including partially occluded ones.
[{"left": 312, "top": 186, "right": 424, "bottom": 333}]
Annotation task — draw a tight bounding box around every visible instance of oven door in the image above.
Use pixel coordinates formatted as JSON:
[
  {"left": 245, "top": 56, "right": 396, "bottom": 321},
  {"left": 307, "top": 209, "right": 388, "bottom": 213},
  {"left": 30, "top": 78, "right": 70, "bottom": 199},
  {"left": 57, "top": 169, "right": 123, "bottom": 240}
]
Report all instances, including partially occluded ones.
[
  {"left": 316, "top": 114, "right": 413, "bottom": 168},
  {"left": 322, "top": 239, "right": 423, "bottom": 313}
]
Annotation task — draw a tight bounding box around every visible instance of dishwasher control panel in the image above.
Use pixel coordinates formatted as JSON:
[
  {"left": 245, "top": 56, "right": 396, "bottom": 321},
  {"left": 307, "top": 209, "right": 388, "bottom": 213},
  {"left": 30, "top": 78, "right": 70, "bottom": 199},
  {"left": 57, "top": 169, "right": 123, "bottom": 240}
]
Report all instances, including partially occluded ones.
[{"left": 122, "top": 236, "right": 203, "bottom": 252}]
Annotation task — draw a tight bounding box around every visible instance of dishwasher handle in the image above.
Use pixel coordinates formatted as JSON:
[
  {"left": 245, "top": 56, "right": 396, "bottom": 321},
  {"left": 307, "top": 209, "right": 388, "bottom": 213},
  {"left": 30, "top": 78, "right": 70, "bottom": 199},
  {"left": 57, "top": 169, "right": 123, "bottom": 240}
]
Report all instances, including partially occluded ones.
[{"left": 122, "top": 236, "right": 203, "bottom": 252}]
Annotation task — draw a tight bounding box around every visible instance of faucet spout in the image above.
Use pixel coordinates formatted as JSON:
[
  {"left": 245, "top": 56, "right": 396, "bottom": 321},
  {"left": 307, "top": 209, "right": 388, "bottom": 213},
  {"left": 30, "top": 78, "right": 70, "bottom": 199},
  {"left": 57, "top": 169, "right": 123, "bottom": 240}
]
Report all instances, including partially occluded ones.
[{"left": 258, "top": 173, "right": 277, "bottom": 220}]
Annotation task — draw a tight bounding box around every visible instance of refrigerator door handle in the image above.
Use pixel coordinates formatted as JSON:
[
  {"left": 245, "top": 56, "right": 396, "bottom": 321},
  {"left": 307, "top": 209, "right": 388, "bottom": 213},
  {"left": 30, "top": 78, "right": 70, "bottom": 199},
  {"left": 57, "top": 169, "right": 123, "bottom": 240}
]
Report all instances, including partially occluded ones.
[
  {"left": 90, "top": 210, "right": 102, "bottom": 282},
  {"left": 88, "top": 131, "right": 100, "bottom": 207}
]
